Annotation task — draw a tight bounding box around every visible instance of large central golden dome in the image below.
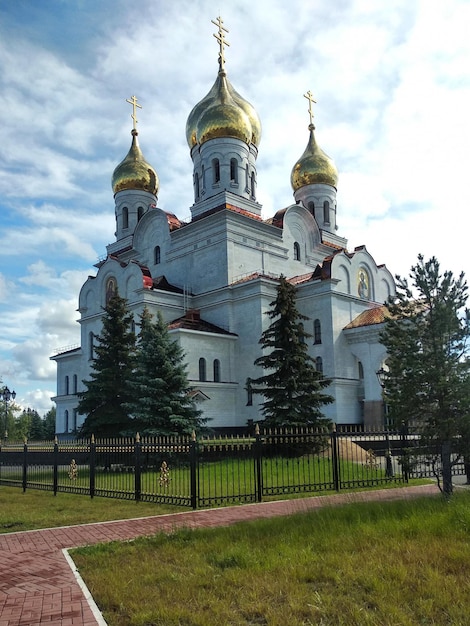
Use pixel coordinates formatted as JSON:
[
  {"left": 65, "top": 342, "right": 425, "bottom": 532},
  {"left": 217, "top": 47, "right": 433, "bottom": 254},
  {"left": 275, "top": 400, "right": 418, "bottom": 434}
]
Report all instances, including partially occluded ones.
[
  {"left": 291, "top": 124, "right": 338, "bottom": 191},
  {"left": 112, "top": 130, "right": 159, "bottom": 196},
  {"left": 186, "top": 70, "right": 261, "bottom": 150}
]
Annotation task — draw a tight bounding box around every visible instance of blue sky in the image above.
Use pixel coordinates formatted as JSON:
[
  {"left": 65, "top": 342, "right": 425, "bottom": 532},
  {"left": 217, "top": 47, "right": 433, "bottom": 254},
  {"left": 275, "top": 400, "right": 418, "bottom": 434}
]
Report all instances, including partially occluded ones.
[{"left": 1, "top": 0, "right": 469, "bottom": 414}]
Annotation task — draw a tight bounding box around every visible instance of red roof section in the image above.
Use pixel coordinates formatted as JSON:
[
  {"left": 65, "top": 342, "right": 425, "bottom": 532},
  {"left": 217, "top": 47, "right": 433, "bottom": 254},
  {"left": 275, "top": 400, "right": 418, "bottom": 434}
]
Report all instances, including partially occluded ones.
[{"left": 344, "top": 305, "right": 389, "bottom": 329}]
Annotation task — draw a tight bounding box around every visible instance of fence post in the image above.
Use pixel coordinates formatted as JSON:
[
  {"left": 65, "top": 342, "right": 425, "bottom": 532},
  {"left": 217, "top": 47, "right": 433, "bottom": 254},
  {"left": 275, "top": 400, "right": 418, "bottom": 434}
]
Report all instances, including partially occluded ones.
[
  {"left": 53, "top": 436, "right": 59, "bottom": 495},
  {"left": 190, "top": 430, "right": 197, "bottom": 510},
  {"left": 22, "top": 438, "right": 28, "bottom": 493},
  {"left": 135, "top": 433, "right": 142, "bottom": 502},
  {"left": 400, "top": 422, "right": 409, "bottom": 483},
  {"left": 331, "top": 424, "right": 340, "bottom": 492},
  {"left": 89, "top": 435, "right": 96, "bottom": 498},
  {"left": 254, "top": 424, "right": 263, "bottom": 503}
]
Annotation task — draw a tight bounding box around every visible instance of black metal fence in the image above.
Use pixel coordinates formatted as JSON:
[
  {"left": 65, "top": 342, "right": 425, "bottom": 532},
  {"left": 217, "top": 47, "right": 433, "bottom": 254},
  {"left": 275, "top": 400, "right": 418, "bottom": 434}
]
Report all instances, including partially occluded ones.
[{"left": 0, "top": 428, "right": 466, "bottom": 509}]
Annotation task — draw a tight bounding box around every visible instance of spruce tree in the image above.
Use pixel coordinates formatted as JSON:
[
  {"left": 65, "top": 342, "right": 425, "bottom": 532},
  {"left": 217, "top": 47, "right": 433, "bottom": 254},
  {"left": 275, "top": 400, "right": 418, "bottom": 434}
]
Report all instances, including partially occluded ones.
[
  {"left": 126, "top": 307, "right": 205, "bottom": 436},
  {"left": 380, "top": 255, "right": 470, "bottom": 495},
  {"left": 251, "top": 275, "right": 333, "bottom": 428},
  {"left": 78, "top": 293, "right": 136, "bottom": 437}
]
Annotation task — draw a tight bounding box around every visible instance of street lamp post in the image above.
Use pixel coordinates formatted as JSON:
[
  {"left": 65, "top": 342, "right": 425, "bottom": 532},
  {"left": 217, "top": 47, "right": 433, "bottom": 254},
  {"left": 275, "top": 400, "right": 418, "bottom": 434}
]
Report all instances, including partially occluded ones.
[
  {"left": 376, "top": 368, "right": 393, "bottom": 478},
  {"left": 0, "top": 386, "right": 16, "bottom": 441}
]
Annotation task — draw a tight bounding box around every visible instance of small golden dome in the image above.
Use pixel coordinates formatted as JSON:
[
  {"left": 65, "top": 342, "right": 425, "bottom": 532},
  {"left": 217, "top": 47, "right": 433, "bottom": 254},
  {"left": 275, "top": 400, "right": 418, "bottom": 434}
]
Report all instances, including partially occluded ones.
[
  {"left": 112, "top": 130, "right": 159, "bottom": 196},
  {"left": 186, "top": 71, "right": 261, "bottom": 149},
  {"left": 291, "top": 124, "right": 338, "bottom": 191}
]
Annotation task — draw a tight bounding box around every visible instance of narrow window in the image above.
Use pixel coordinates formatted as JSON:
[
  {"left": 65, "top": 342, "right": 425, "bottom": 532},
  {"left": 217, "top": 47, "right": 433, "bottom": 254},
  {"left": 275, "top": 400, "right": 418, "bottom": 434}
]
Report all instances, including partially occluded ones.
[
  {"left": 154, "top": 245, "right": 161, "bottom": 265},
  {"left": 89, "top": 332, "right": 94, "bottom": 360},
  {"left": 212, "top": 159, "right": 220, "bottom": 184},
  {"left": 199, "top": 358, "right": 207, "bottom": 382},
  {"left": 65, "top": 376, "right": 69, "bottom": 395},
  {"left": 73, "top": 374, "right": 78, "bottom": 394},
  {"left": 316, "top": 356, "right": 323, "bottom": 373},
  {"left": 194, "top": 172, "right": 200, "bottom": 199},
  {"left": 137, "top": 206, "right": 144, "bottom": 221},
  {"left": 213, "top": 359, "right": 221, "bottom": 382},
  {"left": 294, "top": 241, "right": 301, "bottom": 261},
  {"left": 308, "top": 201, "right": 314, "bottom": 213},
  {"left": 201, "top": 165, "right": 205, "bottom": 191},
  {"left": 250, "top": 171, "right": 256, "bottom": 198},
  {"left": 314, "top": 319, "right": 322, "bottom": 344},
  {"left": 230, "top": 158, "right": 238, "bottom": 183},
  {"left": 122, "top": 207, "right": 129, "bottom": 229},
  {"left": 246, "top": 378, "right": 253, "bottom": 406},
  {"left": 323, "top": 200, "right": 330, "bottom": 224},
  {"left": 358, "top": 361, "right": 364, "bottom": 380},
  {"left": 64, "top": 410, "right": 69, "bottom": 433},
  {"left": 245, "top": 165, "right": 249, "bottom": 190}
]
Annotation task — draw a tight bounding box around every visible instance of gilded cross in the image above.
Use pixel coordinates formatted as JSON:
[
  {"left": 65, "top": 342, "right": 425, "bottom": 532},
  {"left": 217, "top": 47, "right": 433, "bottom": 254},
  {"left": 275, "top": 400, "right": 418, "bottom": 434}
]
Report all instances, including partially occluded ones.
[
  {"left": 211, "top": 15, "right": 230, "bottom": 71},
  {"left": 126, "top": 95, "right": 142, "bottom": 131},
  {"left": 304, "top": 90, "right": 317, "bottom": 126}
]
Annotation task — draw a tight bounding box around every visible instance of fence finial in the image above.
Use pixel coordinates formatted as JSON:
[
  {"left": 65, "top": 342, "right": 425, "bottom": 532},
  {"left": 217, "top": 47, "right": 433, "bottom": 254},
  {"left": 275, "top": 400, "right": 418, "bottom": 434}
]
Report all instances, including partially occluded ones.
[
  {"left": 136, "top": 432, "right": 140, "bottom": 443},
  {"left": 255, "top": 423, "right": 260, "bottom": 435},
  {"left": 191, "top": 430, "right": 196, "bottom": 441},
  {"left": 91, "top": 434, "right": 95, "bottom": 444}
]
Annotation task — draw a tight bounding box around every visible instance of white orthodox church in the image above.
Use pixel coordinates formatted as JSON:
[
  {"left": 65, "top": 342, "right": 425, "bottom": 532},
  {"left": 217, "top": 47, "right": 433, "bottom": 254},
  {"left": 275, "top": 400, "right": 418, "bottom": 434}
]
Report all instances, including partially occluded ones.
[{"left": 52, "top": 19, "right": 394, "bottom": 436}]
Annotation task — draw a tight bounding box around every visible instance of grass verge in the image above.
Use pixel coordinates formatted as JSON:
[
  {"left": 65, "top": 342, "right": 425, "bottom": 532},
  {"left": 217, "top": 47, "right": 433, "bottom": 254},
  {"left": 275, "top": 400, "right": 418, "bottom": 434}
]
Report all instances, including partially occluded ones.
[{"left": 71, "top": 491, "right": 470, "bottom": 626}]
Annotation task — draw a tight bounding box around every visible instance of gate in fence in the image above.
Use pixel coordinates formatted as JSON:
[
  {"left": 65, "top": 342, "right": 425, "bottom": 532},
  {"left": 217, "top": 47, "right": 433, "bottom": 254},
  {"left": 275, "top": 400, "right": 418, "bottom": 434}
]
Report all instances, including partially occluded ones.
[{"left": 0, "top": 428, "right": 466, "bottom": 508}]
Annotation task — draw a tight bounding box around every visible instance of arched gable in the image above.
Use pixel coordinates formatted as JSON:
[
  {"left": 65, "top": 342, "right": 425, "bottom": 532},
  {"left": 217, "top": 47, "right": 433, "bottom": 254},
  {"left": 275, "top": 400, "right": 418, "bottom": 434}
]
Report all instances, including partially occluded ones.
[{"left": 282, "top": 204, "right": 321, "bottom": 258}]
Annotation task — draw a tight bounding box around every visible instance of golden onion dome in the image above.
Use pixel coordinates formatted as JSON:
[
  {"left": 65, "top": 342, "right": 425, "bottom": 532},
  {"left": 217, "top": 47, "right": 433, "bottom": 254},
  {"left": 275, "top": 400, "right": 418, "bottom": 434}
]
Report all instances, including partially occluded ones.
[
  {"left": 290, "top": 124, "right": 338, "bottom": 191},
  {"left": 186, "top": 70, "right": 261, "bottom": 149},
  {"left": 112, "top": 130, "right": 159, "bottom": 196}
]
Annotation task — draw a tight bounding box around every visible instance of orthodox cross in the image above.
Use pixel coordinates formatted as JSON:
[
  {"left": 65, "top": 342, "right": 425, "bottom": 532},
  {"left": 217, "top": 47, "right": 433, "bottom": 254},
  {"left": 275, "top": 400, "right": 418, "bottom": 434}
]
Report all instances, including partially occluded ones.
[
  {"left": 126, "top": 95, "right": 142, "bottom": 131},
  {"left": 304, "top": 90, "right": 317, "bottom": 126},
  {"left": 212, "top": 15, "right": 230, "bottom": 72}
]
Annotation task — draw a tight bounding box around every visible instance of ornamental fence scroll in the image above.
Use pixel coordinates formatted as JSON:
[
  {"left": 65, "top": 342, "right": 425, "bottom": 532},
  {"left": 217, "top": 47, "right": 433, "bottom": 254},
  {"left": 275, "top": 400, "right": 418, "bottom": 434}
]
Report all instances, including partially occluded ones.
[{"left": 0, "top": 427, "right": 466, "bottom": 509}]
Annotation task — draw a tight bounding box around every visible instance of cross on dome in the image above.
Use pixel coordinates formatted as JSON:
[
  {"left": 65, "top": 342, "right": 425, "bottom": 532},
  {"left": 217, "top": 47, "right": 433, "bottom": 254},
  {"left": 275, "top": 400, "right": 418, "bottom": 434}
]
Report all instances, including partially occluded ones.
[
  {"left": 126, "top": 95, "right": 142, "bottom": 131},
  {"left": 211, "top": 15, "right": 230, "bottom": 72},
  {"left": 304, "top": 90, "right": 317, "bottom": 128}
]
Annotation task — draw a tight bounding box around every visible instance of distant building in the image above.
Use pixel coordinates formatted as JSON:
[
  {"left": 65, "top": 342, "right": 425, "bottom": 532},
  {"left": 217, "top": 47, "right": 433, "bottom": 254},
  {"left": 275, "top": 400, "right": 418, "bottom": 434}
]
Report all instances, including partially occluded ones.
[{"left": 51, "top": 20, "right": 394, "bottom": 436}]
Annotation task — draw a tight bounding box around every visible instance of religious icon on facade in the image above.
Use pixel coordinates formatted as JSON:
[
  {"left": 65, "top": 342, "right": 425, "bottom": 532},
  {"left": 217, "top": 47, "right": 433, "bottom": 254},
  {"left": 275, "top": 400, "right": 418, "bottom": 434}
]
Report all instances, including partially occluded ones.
[
  {"left": 358, "top": 270, "right": 369, "bottom": 299},
  {"left": 105, "top": 277, "right": 117, "bottom": 304}
]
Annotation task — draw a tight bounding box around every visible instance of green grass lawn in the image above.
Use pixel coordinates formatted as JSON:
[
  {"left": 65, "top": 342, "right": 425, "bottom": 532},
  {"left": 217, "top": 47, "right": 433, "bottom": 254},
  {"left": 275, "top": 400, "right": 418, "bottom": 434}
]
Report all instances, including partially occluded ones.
[{"left": 70, "top": 491, "right": 470, "bottom": 626}]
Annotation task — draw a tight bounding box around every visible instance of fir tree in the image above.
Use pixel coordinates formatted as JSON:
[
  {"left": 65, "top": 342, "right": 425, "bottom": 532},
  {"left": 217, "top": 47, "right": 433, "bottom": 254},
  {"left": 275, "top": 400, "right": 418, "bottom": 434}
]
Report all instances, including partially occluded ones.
[
  {"left": 251, "top": 275, "right": 333, "bottom": 428},
  {"left": 126, "top": 307, "right": 205, "bottom": 436},
  {"left": 78, "top": 293, "right": 136, "bottom": 437},
  {"left": 380, "top": 255, "right": 470, "bottom": 495},
  {"left": 43, "top": 407, "right": 56, "bottom": 439}
]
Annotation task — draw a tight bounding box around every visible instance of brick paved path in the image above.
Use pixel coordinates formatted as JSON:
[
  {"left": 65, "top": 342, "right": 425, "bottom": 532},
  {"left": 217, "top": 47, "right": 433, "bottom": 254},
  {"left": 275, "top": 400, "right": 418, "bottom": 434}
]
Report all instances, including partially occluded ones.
[{"left": 0, "top": 484, "right": 440, "bottom": 625}]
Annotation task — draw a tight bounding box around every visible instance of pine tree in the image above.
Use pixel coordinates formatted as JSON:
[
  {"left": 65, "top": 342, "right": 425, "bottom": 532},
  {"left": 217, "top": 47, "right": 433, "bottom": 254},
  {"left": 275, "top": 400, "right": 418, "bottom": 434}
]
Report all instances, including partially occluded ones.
[
  {"left": 251, "top": 275, "right": 333, "bottom": 428},
  {"left": 126, "top": 307, "right": 205, "bottom": 436},
  {"left": 43, "top": 407, "right": 56, "bottom": 439},
  {"left": 78, "top": 294, "right": 136, "bottom": 437},
  {"left": 380, "top": 255, "right": 470, "bottom": 494}
]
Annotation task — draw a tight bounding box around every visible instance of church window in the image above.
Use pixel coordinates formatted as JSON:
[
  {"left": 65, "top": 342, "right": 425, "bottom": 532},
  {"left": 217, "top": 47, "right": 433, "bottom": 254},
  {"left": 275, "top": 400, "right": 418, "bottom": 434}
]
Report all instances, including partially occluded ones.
[
  {"left": 213, "top": 359, "right": 221, "bottom": 382},
  {"left": 323, "top": 200, "right": 330, "bottom": 224},
  {"left": 314, "top": 319, "right": 322, "bottom": 344},
  {"left": 246, "top": 378, "right": 253, "bottom": 406},
  {"left": 199, "top": 358, "right": 207, "bottom": 382},
  {"left": 64, "top": 410, "right": 69, "bottom": 433},
  {"left": 194, "top": 172, "right": 200, "bottom": 199},
  {"left": 245, "top": 165, "right": 249, "bottom": 190},
  {"left": 131, "top": 318, "right": 136, "bottom": 335},
  {"left": 316, "top": 356, "right": 323, "bottom": 373},
  {"left": 308, "top": 201, "right": 314, "bottom": 213},
  {"left": 293, "top": 241, "right": 301, "bottom": 261},
  {"left": 138, "top": 206, "right": 144, "bottom": 221},
  {"left": 201, "top": 165, "right": 205, "bottom": 191},
  {"left": 123, "top": 207, "right": 129, "bottom": 229},
  {"left": 73, "top": 374, "right": 78, "bottom": 394},
  {"left": 65, "top": 376, "right": 69, "bottom": 395},
  {"left": 154, "top": 245, "right": 161, "bottom": 265},
  {"left": 358, "top": 361, "right": 364, "bottom": 380},
  {"left": 212, "top": 159, "right": 220, "bottom": 184},
  {"left": 230, "top": 158, "right": 238, "bottom": 183},
  {"left": 88, "top": 332, "right": 94, "bottom": 360},
  {"left": 250, "top": 171, "right": 256, "bottom": 198}
]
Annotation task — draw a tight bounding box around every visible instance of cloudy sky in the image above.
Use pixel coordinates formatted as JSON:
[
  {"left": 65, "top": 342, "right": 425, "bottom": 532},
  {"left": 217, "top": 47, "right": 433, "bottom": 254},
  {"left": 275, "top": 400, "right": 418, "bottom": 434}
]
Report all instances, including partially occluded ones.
[{"left": 0, "top": 0, "right": 469, "bottom": 415}]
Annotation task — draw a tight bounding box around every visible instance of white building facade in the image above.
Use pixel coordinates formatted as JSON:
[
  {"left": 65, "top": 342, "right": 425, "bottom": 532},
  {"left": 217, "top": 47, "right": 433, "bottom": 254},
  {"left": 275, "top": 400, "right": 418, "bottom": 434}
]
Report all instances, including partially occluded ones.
[{"left": 51, "top": 21, "right": 394, "bottom": 435}]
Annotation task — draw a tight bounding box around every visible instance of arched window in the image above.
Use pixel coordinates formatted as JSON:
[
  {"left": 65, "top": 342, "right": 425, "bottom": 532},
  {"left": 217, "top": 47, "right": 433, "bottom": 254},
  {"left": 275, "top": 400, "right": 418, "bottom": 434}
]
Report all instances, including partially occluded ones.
[
  {"left": 89, "top": 332, "right": 94, "bottom": 360},
  {"left": 246, "top": 378, "right": 253, "bottom": 406},
  {"left": 314, "top": 319, "right": 322, "bottom": 344},
  {"left": 122, "top": 207, "right": 129, "bottom": 229},
  {"left": 316, "top": 356, "right": 323, "bottom": 373},
  {"left": 65, "top": 376, "right": 69, "bottom": 395},
  {"left": 64, "top": 410, "right": 69, "bottom": 433},
  {"left": 323, "top": 200, "right": 330, "bottom": 224},
  {"left": 137, "top": 206, "right": 144, "bottom": 221},
  {"left": 213, "top": 359, "right": 221, "bottom": 382},
  {"left": 73, "top": 374, "right": 78, "bottom": 394},
  {"left": 245, "top": 165, "right": 249, "bottom": 190},
  {"left": 293, "top": 242, "right": 301, "bottom": 261},
  {"left": 358, "top": 361, "right": 364, "bottom": 380},
  {"left": 199, "top": 358, "right": 207, "bottom": 382},
  {"left": 250, "top": 171, "right": 256, "bottom": 198},
  {"left": 154, "top": 245, "right": 161, "bottom": 265},
  {"left": 230, "top": 158, "right": 238, "bottom": 183},
  {"left": 308, "top": 201, "right": 315, "bottom": 213},
  {"left": 212, "top": 159, "right": 220, "bottom": 184},
  {"left": 194, "top": 172, "right": 200, "bottom": 199}
]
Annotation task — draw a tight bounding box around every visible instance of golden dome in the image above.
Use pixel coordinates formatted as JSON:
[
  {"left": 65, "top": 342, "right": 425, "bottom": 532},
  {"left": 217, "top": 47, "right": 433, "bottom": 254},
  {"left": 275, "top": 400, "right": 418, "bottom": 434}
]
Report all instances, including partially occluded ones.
[
  {"left": 291, "top": 124, "right": 338, "bottom": 191},
  {"left": 186, "top": 71, "right": 261, "bottom": 149},
  {"left": 112, "top": 130, "right": 159, "bottom": 196}
]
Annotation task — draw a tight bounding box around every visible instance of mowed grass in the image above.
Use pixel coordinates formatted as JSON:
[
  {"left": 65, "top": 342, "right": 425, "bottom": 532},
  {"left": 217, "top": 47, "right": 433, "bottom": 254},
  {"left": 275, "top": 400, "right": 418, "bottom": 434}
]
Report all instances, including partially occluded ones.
[
  {"left": 0, "top": 487, "right": 178, "bottom": 532},
  {"left": 71, "top": 492, "right": 470, "bottom": 626}
]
